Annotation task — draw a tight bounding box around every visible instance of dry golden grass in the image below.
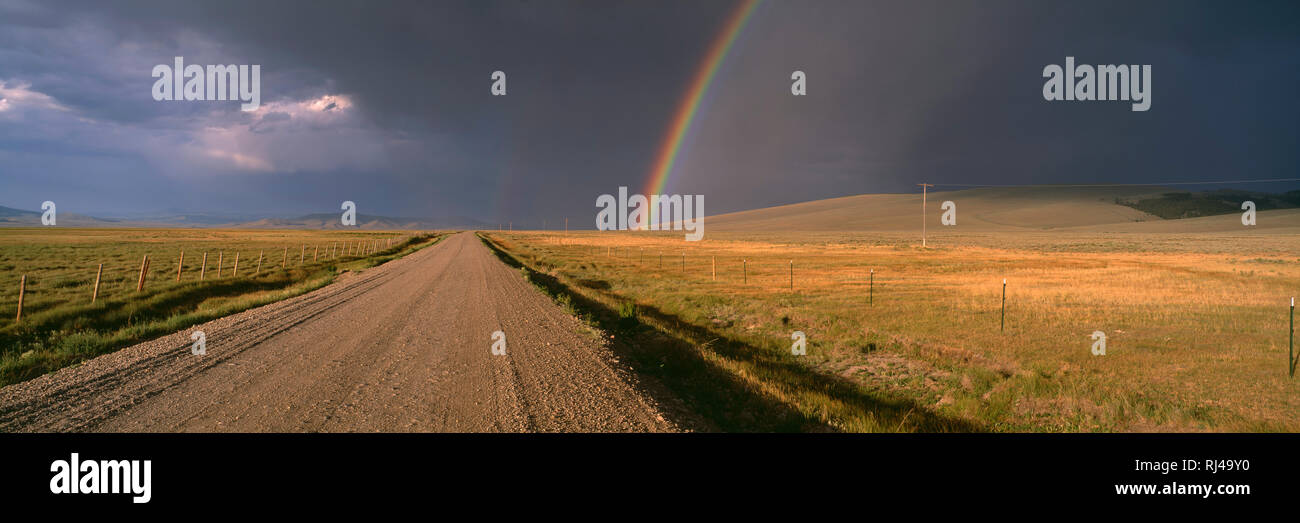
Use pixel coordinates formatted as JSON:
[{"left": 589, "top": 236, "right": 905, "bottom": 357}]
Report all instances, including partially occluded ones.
[{"left": 489, "top": 229, "right": 1299, "bottom": 432}]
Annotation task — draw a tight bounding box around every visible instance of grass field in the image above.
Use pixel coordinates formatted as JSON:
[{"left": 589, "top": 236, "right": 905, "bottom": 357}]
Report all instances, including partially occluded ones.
[
  {"left": 484, "top": 229, "right": 1300, "bottom": 432},
  {"left": 0, "top": 228, "right": 441, "bottom": 386}
]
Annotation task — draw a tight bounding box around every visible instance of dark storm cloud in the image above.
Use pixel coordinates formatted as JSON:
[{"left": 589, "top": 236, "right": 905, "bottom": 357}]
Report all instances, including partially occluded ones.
[{"left": 0, "top": 0, "right": 1297, "bottom": 225}]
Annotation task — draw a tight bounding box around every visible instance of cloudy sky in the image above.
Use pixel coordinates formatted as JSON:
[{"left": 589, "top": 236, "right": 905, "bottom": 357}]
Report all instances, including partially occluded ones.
[{"left": 0, "top": 0, "right": 1296, "bottom": 226}]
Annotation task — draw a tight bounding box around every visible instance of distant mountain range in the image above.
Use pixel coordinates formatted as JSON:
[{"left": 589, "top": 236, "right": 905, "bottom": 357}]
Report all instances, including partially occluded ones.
[
  {"left": 0, "top": 205, "right": 122, "bottom": 227},
  {"left": 237, "top": 213, "right": 488, "bottom": 230},
  {"left": 0, "top": 205, "right": 488, "bottom": 230}
]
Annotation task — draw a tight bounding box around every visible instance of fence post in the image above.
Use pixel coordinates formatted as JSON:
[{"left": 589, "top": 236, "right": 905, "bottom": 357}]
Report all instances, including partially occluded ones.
[
  {"left": 300, "top": 244, "right": 305, "bottom": 265},
  {"left": 233, "top": 252, "right": 240, "bottom": 277},
  {"left": 1290, "top": 297, "right": 1295, "bottom": 378},
  {"left": 16, "top": 274, "right": 25, "bottom": 322},
  {"left": 789, "top": 260, "right": 793, "bottom": 290},
  {"left": 283, "top": 246, "right": 288, "bottom": 268},
  {"left": 136, "top": 255, "right": 149, "bottom": 292},
  {"left": 92, "top": 263, "right": 103, "bottom": 303},
  {"left": 217, "top": 252, "right": 223, "bottom": 278},
  {"left": 712, "top": 256, "right": 716, "bottom": 281},
  {"left": 176, "top": 250, "right": 184, "bottom": 282},
  {"left": 256, "top": 251, "right": 264, "bottom": 275},
  {"left": 200, "top": 252, "right": 208, "bottom": 281},
  {"left": 1001, "top": 278, "right": 1007, "bottom": 333},
  {"left": 314, "top": 245, "right": 319, "bottom": 261},
  {"left": 743, "top": 259, "right": 747, "bottom": 284},
  {"left": 869, "top": 269, "right": 874, "bottom": 307}
]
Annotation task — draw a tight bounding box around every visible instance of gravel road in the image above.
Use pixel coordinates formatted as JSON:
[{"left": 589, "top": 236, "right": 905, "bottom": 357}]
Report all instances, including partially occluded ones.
[{"left": 0, "top": 232, "right": 677, "bottom": 432}]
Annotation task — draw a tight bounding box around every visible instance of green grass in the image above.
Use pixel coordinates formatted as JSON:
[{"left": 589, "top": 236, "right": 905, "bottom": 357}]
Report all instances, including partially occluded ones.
[
  {"left": 0, "top": 228, "right": 443, "bottom": 386},
  {"left": 1118, "top": 190, "right": 1300, "bottom": 219}
]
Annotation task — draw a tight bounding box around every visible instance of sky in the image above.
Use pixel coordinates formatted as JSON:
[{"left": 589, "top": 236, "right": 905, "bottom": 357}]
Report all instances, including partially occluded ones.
[{"left": 0, "top": 0, "right": 1297, "bottom": 227}]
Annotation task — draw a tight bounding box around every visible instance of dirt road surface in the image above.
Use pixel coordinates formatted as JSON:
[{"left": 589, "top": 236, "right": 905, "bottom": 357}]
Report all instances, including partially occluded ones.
[{"left": 0, "top": 232, "right": 676, "bottom": 432}]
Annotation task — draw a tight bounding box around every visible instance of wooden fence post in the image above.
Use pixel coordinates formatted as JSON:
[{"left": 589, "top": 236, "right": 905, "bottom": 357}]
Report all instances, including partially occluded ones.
[
  {"left": 869, "top": 269, "right": 874, "bottom": 307},
  {"left": 136, "top": 255, "right": 149, "bottom": 292},
  {"left": 743, "top": 259, "right": 747, "bottom": 284},
  {"left": 217, "top": 252, "right": 223, "bottom": 278},
  {"left": 256, "top": 251, "right": 264, "bottom": 275},
  {"left": 300, "top": 244, "right": 305, "bottom": 265},
  {"left": 789, "top": 260, "right": 793, "bottom": 290},
  {"left": 314, "top": 245, "right": 319, "bottom": 262},
  {"left": 16, "top": 274, "right": 25, "bottom": 322},
  {"left": 1001, "top": 278, "right": 1007, "bottom": 333},
  {"left": 176, "top": 251, "right": 184, "bottom": 282},
  {"left": 712, "top": 256, "right": 716, "bottom": 281},
  {"left": 200, "top": 252, "right": 207, "bottom": 281},
  {"left": 233, "top": 252, "right": 240, "bottom": 277},
  {"left": 92, "top": 263, "right": 102, "bottom": 303}
]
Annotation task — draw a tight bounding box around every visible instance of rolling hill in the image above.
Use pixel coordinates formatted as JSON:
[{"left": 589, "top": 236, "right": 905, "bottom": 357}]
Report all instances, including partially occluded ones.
[
  {"left": 0, "top": 204, "right": 485, "bottom": 230},
  {"left": 706, "top": 186, "right": 1300, "bottom": 233},
  {"left": 235, "top": 213, "right": 487, "bottom": 230},
  {"left": 0, "top": 205, "right": 121, "bottom": 227}
]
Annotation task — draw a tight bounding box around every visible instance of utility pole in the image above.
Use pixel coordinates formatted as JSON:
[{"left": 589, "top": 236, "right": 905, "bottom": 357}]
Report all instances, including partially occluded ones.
[{"left": 918, "top": 183, "right": 934, "bottom": 248}]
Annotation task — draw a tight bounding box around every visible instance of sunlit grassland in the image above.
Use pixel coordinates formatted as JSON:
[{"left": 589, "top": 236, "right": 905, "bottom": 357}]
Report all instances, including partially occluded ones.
[
  {"left": 486, "top": 230, "right": 1299, "bottom": 432},
  {"left": 0, "top": 227, "right": 442, "bottom": 386}
]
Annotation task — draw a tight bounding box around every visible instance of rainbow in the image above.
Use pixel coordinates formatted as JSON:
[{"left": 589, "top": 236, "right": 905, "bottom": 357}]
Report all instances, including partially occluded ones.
[{"left": 641, "top": 0, "right": 761, "bottom": 216}]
